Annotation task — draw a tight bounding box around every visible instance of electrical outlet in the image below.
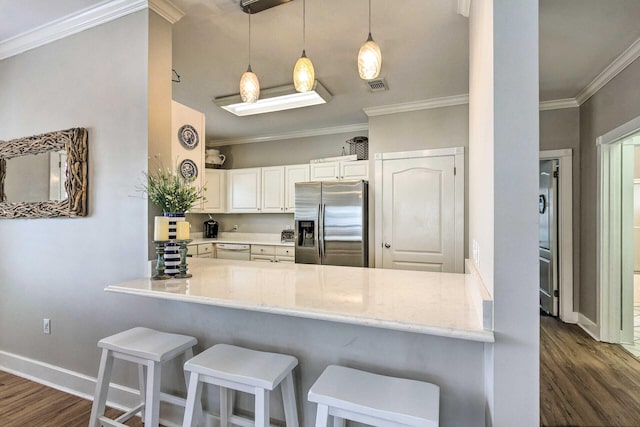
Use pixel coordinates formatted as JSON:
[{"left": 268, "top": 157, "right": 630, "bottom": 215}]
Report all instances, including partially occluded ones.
[
  {"left": 43, "top": 318, "right": 51, "bottom": 335},
  {"left": 232, "top": 225, "right": 239, "bottom": 231}
]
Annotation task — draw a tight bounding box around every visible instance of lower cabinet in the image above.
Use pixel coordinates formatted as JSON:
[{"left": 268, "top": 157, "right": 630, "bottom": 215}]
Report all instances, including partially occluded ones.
[
  {"left": 187, "top": 243, "right": 215, "bottom": 258},
  {"left": 250, "top": 245, "right": 294, "bottom": 263}
]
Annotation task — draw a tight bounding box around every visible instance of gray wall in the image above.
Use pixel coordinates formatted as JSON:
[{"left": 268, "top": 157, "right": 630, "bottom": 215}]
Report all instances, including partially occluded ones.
[
  {"left": 540, "top": 107, "right": 581, "bottom": 310},
  {"left": 579, "top": 57, "right": 640, "bottom": 322},
  {"left": 0, "top": 11, "right": 150, "bottom": 373}
]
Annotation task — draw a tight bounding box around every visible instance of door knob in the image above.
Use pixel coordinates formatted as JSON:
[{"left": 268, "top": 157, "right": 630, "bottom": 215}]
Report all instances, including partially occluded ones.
[{"left": 384, "top": 243, "right": 391, "bottom": 248}]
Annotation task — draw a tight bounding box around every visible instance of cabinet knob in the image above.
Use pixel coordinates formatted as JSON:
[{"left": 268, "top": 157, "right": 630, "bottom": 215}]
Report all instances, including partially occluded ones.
[
  {"left": 384, "top": 242, "right": 391, "bottom": 248},
  {"left": 335, "top": 176, "right": 339, "bottom": 179}
]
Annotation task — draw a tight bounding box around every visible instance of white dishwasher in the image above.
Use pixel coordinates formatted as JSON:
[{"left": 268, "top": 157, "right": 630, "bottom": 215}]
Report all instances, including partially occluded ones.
[{"left": 216, "top": 243, "right": 251, "bottom": 260}]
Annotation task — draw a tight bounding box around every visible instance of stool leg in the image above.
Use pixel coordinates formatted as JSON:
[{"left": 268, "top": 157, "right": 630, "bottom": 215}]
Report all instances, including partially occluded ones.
[
  {"left": 220, "top": 387, "right": 235, "bottom": 427},
  {"left": 183, "top": 371, "right": 203, "bottom": 427},
  {"left": 281, "top": 373, "right": 299, "bottom": 427},
  {"left": 315, "top": 404, "right": 329, "bottom": 427},
  {"left": 138, "top": 364, "right": 146, "bottom": 419},
  {"left": 255, "top": 388, "right": 270, "bottom": 427},
  {"left": 183, "top": 348, "right": 203, "bottom": 424},
  {"left": 89, "top": 349, "right": 114, "bottom": 427},
  {"left": 145, "top": 360, "right": 162, "bottom": 426},
  {"left": 333, "top": 416, "right": 346, "bottom": 427}
]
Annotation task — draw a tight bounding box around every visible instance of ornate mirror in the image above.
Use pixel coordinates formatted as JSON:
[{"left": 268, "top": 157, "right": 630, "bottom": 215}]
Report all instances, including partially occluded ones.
[{"left": 0, "top": 128, "right": 88, "bottom": 218}]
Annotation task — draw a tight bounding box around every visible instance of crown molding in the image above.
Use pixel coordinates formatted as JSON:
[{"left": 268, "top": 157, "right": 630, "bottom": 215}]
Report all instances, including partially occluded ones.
[
  {"left": 575, "top": 36, "right": 640, "bottom": 106},
  {"left": 457, "top": 0, "right": 471, "bottom": 18},
  {"left": 0, "top": 0, "right": 183, "bottom": 61},
  {"left": 208, "top": 123, "right": 369, "bottom": 147},
  {"left": 149, "top": 0, "right": 184, "bottom": 24},
  {"left": 363, "top": 94, "right": 470, "bottom": 117},
  {"left": 539, "top": 98, "right": 579, "bottom": 111}
]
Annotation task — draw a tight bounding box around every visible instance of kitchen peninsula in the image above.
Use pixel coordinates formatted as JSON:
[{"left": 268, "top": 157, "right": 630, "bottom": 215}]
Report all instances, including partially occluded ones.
[{"left": 106, "top": 259, "right": 493, "bottom": 426}]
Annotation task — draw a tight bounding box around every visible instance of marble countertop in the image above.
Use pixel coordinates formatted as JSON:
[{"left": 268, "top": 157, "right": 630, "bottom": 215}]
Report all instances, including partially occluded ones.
[
  {"left": 107, "top": 259, "right": 493, "bottom": 342},
  {"left": 188, "top": 232, "right": 294, "bottom": 247}
]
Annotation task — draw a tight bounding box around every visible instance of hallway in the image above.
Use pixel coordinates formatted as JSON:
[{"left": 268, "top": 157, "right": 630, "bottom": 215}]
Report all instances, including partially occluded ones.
[{"left": 541, "top": 315, "right": 640, "bottom": 426}]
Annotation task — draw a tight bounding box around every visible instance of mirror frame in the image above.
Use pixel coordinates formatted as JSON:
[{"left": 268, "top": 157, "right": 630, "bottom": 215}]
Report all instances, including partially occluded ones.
[{"left": 0, "top": 128, "right": 88, "bottom": 218}]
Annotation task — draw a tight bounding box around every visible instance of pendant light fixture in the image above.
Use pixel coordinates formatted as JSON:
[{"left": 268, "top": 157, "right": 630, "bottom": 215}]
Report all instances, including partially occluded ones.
[
  {"left": 358, "top": 0, "right": 382, "bottom": 80},
  {"left": 293, "top": 0, "right": 315, "bottom": 92},
  {"left": 240, "top": 8, "right": 260, "bottom": 103}
]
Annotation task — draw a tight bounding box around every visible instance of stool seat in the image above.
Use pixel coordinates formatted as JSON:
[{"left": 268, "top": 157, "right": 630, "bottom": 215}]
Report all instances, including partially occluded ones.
[
  {"left": 185, "top": 343, "right": 298, "bottom": 390},
  {"left": 182, "top": 344, "right": 299, "bottom": 427},
  {"left": 308, "top": 365, "right": 439, "bottom": 427},
  {"left": 99, "top": 327, "right": 197, "bottom": 363},
  {"left": 89, "top": 327, "right": 198, "bottom": 427}
]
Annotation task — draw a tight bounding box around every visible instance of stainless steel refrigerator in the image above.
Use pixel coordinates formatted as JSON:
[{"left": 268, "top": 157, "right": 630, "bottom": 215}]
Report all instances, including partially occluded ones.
[{"left": 294, "top": 180, "right": 368, "bottom": 267}]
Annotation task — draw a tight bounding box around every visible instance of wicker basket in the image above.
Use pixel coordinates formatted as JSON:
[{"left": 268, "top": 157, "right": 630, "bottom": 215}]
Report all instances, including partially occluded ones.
[{"left": 346, "top": 136, "right": 369, "bottom": 160}]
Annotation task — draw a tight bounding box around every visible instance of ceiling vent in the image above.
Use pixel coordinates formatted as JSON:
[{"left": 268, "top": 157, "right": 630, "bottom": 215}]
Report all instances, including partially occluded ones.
[
  {"left": 366, "top": 77, "right": 388, "bottom": 92},
  {"left": 240, "top": 0, "right": 293, "bottom": 14}
]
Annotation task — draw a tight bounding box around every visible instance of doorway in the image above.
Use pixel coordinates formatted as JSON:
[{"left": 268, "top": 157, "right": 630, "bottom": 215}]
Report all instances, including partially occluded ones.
[
  {"left": 540, "top": 150, "right": 575, "bottom": 322},
  {"left": 597, "top": 116, "right": 640, "bottom": 345}
]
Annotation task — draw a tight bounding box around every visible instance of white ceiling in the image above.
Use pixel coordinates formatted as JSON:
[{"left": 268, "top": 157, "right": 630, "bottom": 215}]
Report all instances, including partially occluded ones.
[{"left": 2, "top": 0, "right": 640, "bottom": 143}]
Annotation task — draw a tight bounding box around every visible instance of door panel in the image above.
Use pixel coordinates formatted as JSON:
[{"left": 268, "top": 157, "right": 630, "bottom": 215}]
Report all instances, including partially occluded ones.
[
  {"left": 539, "top": 159, "right": 558, "bottom": 316},
  {"left": 381, "top": 156, "right": 455, "bottom": 272}
]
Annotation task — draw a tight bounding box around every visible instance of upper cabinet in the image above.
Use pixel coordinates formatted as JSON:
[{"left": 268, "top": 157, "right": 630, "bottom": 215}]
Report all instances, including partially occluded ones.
[
  {"left": 228, "top": 168, "right": 262, "bottom": 213},
  {"left": 261, "top": 164, "right": 310, "bottom": 213},
  {"left": 310, "top": 160, "right": 368, "bottom": 181},
  {"left": 202, "top": 169, "right": 227, "bottom": 213},
  {"left": 284, "top": 164, "right": 310, "bottom": 213},
  {"left": 261, "top": 166, "right": 285, "bottom": 213}
]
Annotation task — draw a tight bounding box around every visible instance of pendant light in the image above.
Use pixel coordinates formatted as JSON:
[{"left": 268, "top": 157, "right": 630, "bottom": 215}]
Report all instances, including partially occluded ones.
[
  {"left": 293, "top": 0, "right": 315, "bottom": 92},
  {"left": 240, "top": 8, "right": 260, "bottom": 103},
  {"left": 358, "top": 0, "right": 382, "bottom": 80}
]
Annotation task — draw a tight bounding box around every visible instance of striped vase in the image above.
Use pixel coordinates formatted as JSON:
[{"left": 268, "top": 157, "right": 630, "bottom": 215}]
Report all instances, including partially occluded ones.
[{"left": 163, "top": 212, "right": 185, "bottom": 276}]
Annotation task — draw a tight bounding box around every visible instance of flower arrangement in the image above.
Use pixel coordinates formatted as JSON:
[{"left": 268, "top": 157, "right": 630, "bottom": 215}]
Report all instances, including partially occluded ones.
[{"left": 142, "top": 165, "right": 205, "bottom": 214}]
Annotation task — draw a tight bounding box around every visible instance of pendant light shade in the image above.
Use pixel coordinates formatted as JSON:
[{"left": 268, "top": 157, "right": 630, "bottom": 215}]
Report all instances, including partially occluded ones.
[
  {"left": 240, "top": 65, "right": 260, "bottom": 103},
  {"left": 358, "top": 33, "right": 382, "bottom": 80},
  {"left": 240, "top": 9, "right": 260, "bottom": 103},
  {"left": 293, "top": 0, "right": 315, "bottom": 93},
  {"left": 358, "top": 0, "right": 382, "bottom": 80},
  {"left": 294, "top": 50, "right": 315, "bottom": 92}
]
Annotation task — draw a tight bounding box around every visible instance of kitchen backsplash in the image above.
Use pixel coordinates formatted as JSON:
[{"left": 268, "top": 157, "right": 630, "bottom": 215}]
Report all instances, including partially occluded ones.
[{"left": 187, "top": 213, "right": 293, "bottom": 234}]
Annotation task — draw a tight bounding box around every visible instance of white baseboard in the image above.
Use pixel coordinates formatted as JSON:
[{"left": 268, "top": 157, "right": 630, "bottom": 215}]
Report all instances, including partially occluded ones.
[
  {"left": 561, "top": 311, "right": 579, "bottom": 324},
  {"left": 0, "top": 350, "right": 197, "bottom": 427},
  {"left": 577, "top": 313, "right": 600, "bottom": 341}
]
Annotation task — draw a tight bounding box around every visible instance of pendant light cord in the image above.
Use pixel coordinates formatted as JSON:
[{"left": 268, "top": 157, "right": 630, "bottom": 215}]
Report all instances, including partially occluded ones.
[
  {"left": 303, "top": 0, "right": 306, "bottom": 50},
  {"left": 368, "top": 0, "right": 372, "bottom": 36},
  {"left": 248, "top": 8, "right": 252, "bottom": 67}
]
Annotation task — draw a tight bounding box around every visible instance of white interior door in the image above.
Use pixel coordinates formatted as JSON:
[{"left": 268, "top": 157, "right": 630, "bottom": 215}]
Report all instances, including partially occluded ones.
[{"left": 379, "top": 153, "right": 459, "bottom": 272}]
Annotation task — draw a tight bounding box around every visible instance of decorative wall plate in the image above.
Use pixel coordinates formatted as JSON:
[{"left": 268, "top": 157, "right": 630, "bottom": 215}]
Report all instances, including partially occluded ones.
[
  {"left": 178, "top": 124, "right": 199, "bottom": 149},
  {"left": 179, "top": 159, "right": 198, "bottom": 180}
]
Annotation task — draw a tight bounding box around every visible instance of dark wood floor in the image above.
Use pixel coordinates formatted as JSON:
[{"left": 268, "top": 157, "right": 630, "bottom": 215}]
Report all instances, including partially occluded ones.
[
  {"left": 540, "top": 315, "right": 640, "bottom": 427},
  {"left": 2, "top": 318, "right": 640, "bottom": 426},
  {"left": 0, "top": 371, "right": 144, "bottom": 427}
]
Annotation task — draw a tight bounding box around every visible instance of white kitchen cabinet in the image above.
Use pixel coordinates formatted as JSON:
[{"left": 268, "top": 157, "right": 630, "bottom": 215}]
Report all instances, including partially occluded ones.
[
  {"left": 341, "top": 160, "right": 369, "bottom": 180},
  {"left": 202, "top": 169, "right": 227, "bottom": 213},
  {"left": 284, "top": 164, "right": 310, "bottom": 212},
  {"left": 250, "top": 244, "right": 295, "bottom": 263},
  {"left": 187, "top": 243, "right": 215, "bottom": 258},
  {"left": 261, "top": 166, "right": 285, "bottom": 213},
  {"left": 310, "top": 160, "right": 368, "bottom": 181},
  {"left": 228, "top": 168, "right": 262, "bottom": 213}
]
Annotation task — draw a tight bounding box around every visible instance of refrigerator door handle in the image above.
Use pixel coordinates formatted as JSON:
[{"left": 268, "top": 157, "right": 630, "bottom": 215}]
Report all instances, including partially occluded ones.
[
  {"left": 318, "top": 203, "right": 323, "bottom": 259},
  {"left": 321, "top": 203, "right": 326, "bottom": 259}
]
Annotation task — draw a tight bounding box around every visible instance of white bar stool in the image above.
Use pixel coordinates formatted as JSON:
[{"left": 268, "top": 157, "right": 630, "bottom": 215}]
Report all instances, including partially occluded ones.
[
  {"left": 308, "top": 365, "right": 440, "bottom": 427},
  {"left": 182, "top": 343, "right": 299, "bottom": 427},
  {"left": 88, "top": 327, "right": 198, "bottom": 427}
]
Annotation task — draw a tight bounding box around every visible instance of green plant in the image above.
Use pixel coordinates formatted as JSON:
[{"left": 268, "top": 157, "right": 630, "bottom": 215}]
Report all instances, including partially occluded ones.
[{"left": 141, "top": 166, "right": 205, "bottom": 214}]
